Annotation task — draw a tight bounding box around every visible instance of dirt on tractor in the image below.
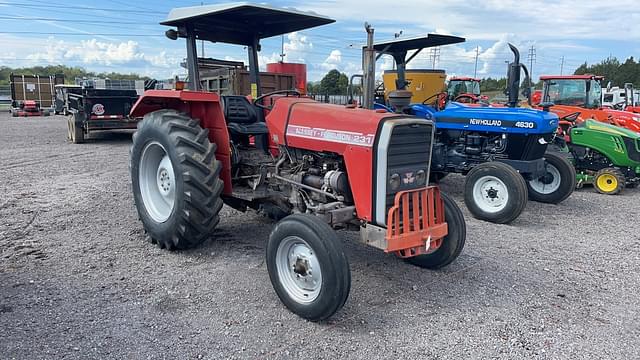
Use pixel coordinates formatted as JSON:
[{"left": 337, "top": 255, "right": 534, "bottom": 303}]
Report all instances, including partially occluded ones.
[{"left": 1, "top": 113, "right": 639, "bottom": 359}]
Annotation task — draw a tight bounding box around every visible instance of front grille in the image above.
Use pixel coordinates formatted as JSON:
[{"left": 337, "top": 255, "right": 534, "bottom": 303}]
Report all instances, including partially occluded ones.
[
  {"left": 506, "top": 134, "right": 548, "bottom": 161},
  {"left": 385, "top": 123, "right": 433, "bottom": 216},
  {"left": 623, "top": 137, "right": 640, "bottom": 162}
]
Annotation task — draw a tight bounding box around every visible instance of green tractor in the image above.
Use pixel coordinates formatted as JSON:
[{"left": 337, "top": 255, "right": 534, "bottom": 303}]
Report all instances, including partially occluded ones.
[{"left": 555, "top": 116, "right": 640, "bottom": 194}]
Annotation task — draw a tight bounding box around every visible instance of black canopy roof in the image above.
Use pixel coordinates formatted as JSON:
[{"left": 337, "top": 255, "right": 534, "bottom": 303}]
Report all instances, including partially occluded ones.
[
  {"left": 161, "top": 3, "right": 335, "bottom": 45},
  {"left": 370, "top": 34, "right": 464, "bottom": 52}
]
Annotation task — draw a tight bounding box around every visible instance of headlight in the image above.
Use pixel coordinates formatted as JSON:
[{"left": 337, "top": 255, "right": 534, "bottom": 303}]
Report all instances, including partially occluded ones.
[
  {"left": 389, "top": 173, "right": 401, "bottom": 190},
  {"left": 416, "top": 170, "right": 426, "bottom": 185}
]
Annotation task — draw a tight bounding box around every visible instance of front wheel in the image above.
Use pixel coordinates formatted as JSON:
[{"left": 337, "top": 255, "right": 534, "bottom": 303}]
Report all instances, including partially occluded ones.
[
  {"left": 130, "top": 110, "right": 224, "bottom": 250},
  {"left": 594, "top": 167, "right": 625, "bottom": 195},
  {"left": 526, "top": 152, "right": 576, "bottom": 204},
  {"left": 267, "top": 214, "right": 350, "bottom": 321},
  {"left": 464, "top": 162, "right": 528, "bottom": 224},
  {"left": 404, "top": 192, "right": 466, "bottom": 269}
]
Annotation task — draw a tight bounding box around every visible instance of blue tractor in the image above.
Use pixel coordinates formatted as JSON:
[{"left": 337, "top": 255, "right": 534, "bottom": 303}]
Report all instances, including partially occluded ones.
[{"left": 367, "top": 36, "right": 575, "bottom": 224}]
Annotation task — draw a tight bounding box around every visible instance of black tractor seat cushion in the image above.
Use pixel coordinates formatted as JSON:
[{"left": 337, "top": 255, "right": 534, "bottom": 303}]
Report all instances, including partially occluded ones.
[
  {"left": 227, "top": 122, "right": 269, "bottom": 135},
  {"left": 222, "top": 95, "right": 259, "bottom": 124}
]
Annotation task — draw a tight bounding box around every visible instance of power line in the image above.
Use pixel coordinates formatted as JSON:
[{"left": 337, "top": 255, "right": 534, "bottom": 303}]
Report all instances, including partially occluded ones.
[
  {"left": 0, "top": 31, "right": 163, "bottom": 37},
  {"left": 1, "top": 2, "right": 165, "bottom": 14},
  {"left": 0, "top": 15, "right": 159, "bottom": 25},
  {"left": 429, "top": 47, "right": 440, "bottom": 69},
  {"left": 527, "top": 45, "right": 536, "bottom": 80},
  {"left": 473, "top": 46, "right": 479, "bottom": 78}
]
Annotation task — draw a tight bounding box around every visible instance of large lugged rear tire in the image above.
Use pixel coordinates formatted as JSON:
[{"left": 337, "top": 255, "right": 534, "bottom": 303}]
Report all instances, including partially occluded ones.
[
  {"left": 267, "top": 214, "right": 351, "bottom": 321},
  {"left": 130, "top": 109, "right": 224, "bottom": 250},
  {"left": 404, "top": 192, "right": 466, "bottom": 269},
  {"left": 526, "top": 151, "right": 576, "bottom": 204},
  {"left": 464, "top": 161, "right": 528, "bottom": 224}
]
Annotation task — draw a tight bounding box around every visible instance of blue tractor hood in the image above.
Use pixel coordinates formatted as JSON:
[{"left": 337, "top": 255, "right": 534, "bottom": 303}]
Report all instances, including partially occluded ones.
[{"left": 410, "top": 102, "right": 559, "bottom": 135}]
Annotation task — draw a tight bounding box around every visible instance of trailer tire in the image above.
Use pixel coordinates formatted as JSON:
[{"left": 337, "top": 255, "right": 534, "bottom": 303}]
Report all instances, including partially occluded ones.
[
  {"left": 267, "top": 214, "right": 350, "bottom": 321},
  {"left": 68, "top": 114, "right": 84, "bottom": 144},
  {"left": 130, "top": 110, "right": 224, "bottom": 250},
  {"left": 404, "top": 192, "right": 466, "bottom": 269},
  {"left": 464, "top": 162, "right": 528, "bottom": 224},
  {"left": 526, "top": 151, "right": 576, "bottom": 204}
]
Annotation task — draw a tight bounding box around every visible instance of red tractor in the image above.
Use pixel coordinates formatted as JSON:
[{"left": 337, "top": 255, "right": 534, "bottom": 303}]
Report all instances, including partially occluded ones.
[
  {"left": 447, "top": 76, "right": 488, "bottom": 103},
  {"left": 11, "top": 100, "right": 50, "bottom": 117},
  {"left": 129, "top": 4, "right": 466, "bottom": 321}
]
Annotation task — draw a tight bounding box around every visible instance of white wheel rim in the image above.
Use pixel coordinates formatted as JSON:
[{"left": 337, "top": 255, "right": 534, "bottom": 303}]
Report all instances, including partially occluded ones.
[
  {"left": 529, "top": 163, "right": 561, "bottom": 195},
  {"left": 472, "top": 175, "right": 509, "bottom": 213},
  {"left": 276, "top": 236, "right": 322, "bottom": 304},
  {"left": 139, "top": 141, "right": 175, "bottom": 223}
]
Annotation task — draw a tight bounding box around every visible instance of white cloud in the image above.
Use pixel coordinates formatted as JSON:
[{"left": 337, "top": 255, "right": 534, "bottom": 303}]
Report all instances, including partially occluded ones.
[
  {"left": 299, "top": 0, "right": 640, "bottom": 41},
  {"left": 21, "top": 38, "right": 180, "bottom": 70},
  {"left": 321, "top": 49, "right": 342, "bottom": 71}
]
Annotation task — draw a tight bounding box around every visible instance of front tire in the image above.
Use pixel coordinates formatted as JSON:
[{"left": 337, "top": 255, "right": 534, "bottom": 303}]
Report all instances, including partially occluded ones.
[
  {"left": 526, "top": 152, "right": 576, "bottom": 204},
  {"left": 594, "top": 167, "right": 625, "bottom": 195},
  {"left": 267, "top": 214, "right": 351, "bottom": 321},
  {"left": 130, "top": 110, "right": 224, "bottom": 250},
  {"left": 404, "top": 192, "right": 466, "bottom": 269},
  {"left": 464, "top": 162, "right": 528, "bottom": 224}
]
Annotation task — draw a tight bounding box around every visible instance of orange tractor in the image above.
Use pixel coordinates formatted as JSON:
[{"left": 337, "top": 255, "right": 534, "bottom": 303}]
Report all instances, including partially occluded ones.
[
  {"left": 536, "top": 75, "right": 640, "bottom": 132},
  {"left": 128, "top": 3, "right": 466, "bottom": 321}
]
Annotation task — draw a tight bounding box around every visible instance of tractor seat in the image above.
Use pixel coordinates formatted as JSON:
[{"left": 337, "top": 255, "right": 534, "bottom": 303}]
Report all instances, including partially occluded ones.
[{"left": 222, "top": 95, "right": 267, "bottom": 135}]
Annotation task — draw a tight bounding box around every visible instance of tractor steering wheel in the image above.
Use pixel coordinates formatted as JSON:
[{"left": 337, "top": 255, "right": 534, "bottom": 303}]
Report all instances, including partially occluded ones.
[
  {"left": 454, "top": 93, "right": 479, "bottom": 103},
  {"left": 422, "top": 92, "right": 448, "bottom": 111},
  {"left": 253, "top": 89, "right": 301, "bottom": 110},
  {"left": 613, "top": 101, "right": 626, "bottom": 110}
]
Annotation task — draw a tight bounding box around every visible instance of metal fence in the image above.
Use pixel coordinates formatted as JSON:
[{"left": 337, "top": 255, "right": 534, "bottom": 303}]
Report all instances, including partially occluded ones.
[
  {"left": 308, "top": 94, "right": 363, "bottom": 105},
  {"left": 0, "top": 85, "right": 11, "bottom": 111}
]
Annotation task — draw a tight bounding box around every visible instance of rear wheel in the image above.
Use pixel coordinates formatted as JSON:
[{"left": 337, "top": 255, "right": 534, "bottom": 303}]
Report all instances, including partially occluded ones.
[
  {"left": 404, "top": 192, "right": 466, "bottom": 269},
  {"left": 68, "top": 114, "right": 84, "bottom": 143},
  {"left": 594, "top": 168, "right": 625, "bottom": 195},
  {"left": 267, "top": 214, "right": 350, "bottom": 321},
  {"left": 464, "top": 162, "right": 528, "bottom": 224},
  {"left": 527, "top": 152, "right": 576, "bottom": 204},
  {"left": 130, "top": 109, "right": 224, "bottom": 250}
]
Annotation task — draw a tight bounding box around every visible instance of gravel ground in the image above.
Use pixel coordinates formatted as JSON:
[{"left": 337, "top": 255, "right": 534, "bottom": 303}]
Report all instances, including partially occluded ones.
[{"left": 1, "top": 114, "right": 639, "bottom": 359}]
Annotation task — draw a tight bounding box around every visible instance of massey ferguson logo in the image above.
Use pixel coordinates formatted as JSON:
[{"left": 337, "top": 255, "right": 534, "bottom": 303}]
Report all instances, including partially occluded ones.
[
  {"left": 92, "top": 103, "right": 105, "bottom": 115},
  {"left": 403, "top": 172, "right": 415, "bottom": 184}
]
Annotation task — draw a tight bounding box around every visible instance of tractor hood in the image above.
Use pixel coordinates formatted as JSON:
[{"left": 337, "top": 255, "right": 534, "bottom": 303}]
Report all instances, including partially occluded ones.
[
  {"left": 410, "top": 101, "right": 559, "bottom": 135},
  {"left": 545, "top": 105, "right": 640, "bottom": 133},
  {"left": 579, "top": 119, "right": 640, "bottom": 139}
]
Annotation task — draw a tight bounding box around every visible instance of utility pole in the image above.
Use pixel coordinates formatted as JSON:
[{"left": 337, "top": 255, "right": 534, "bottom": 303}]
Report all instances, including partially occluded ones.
[
  {"left": 280, "top": 35, "right": 285, "bottom": 62},
  {"left": 560, "top": 56, "right": 565, "bottom": 75},
  {"left": 392, "top": 30, "right": 402, "bottom": 70},
  {"left": 473, "top": 46, "right": 479, "bottom": 78},
  {"left": 429, "top": 47, "right": 440, "bottom": 69},
  {"left": 362, "top": 23, "right": 376, "bottom": 110},
  {"left": 527, "top": 45, "right": 536, "bottom": 81}
]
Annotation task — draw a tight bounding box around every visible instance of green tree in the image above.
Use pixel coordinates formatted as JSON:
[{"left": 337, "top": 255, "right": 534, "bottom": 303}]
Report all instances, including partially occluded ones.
[
  {"left": 0, "top": 64, "right": 148, "bottom": 86},
  {"left": 319, "top": 69, "right": 349, "bottom": 95}
]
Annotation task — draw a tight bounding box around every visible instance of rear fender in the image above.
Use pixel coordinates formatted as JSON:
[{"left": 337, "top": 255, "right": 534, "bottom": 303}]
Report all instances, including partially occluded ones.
[{"left": 131, "top": 90, "right": 233, "bottom": 195}]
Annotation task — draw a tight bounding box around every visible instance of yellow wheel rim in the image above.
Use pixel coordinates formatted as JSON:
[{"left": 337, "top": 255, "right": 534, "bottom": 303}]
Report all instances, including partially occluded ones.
[{"left": 596, "top": 173, "right": 618, "bottom": 193}]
